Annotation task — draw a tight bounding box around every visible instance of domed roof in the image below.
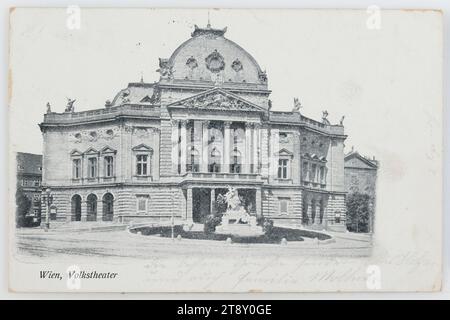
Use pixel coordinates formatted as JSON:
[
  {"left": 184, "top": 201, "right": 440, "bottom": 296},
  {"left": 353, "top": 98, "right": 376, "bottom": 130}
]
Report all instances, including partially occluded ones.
[{"left": 165, "top": 24, "right": 267, "bottom": 86}]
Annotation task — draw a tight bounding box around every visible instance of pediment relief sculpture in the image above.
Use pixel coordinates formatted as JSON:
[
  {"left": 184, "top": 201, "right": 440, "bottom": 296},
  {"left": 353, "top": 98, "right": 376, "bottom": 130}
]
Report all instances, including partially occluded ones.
[{"left": 179, "top": 91, "right": 261, "bottom": 112}]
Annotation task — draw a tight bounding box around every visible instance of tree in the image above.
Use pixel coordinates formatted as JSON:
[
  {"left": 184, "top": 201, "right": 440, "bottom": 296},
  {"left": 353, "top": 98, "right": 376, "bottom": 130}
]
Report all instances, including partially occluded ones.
[
  {"left": 346, "top": 192, "right": 371, "bottom": 233},
  {"left": 16, "top": 188, "right": 32, "bottom": 227}
]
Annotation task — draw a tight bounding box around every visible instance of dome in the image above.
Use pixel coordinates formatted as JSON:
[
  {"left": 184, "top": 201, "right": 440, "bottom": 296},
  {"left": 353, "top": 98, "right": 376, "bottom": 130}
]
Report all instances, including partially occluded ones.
[{"left": 162, "top": 24, "right": 267, "bottom": 86}]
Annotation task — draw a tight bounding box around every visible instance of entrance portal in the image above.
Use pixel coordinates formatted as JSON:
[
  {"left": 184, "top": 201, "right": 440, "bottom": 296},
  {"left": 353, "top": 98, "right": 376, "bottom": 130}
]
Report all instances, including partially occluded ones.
[
  {"left": 192, "top": 188, "right": 210, "bottom": 223},
  {"left": 71, "top": 195, "right": 82, "bottom": 221}
]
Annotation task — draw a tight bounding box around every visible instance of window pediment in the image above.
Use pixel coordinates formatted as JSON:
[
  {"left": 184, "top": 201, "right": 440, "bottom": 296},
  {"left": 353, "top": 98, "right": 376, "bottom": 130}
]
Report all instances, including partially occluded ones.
[
  {"left": 101, "top": 146, "right": 117, "bottom": 154},
  {"left": 70, "top": 149, "right": 83, "bottom": 157},
  {"left": 277, "top": 148, "right": 294, "bottom": 158},
  {"left": 132, "top": 143, "right": 153, "bottom": 154},
  {"left": 84, "top": 147, "right": 99, "bottom": 155}
]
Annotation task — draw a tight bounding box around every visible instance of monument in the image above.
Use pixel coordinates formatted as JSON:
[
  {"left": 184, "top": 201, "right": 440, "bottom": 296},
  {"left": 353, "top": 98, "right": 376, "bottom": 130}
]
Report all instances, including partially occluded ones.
[{"left": 215, "top": 187, "right": 264, "bottom": 236}]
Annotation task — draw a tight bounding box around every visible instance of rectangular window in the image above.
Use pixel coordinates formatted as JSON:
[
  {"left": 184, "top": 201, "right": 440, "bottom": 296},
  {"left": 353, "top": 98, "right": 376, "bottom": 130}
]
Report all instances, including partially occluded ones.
[
  {"left": 319, "top": 166, "right": 325, "bottom": 183},
  {"left": 73, "top": 159, "right": 81, "bottom": 179},
  {"left": 136, "top": 155, "right": 148, "bottom": 176},
  {"left": 279, "top": 198, "right": 289, "bottom": 215},
  {"left": 335, "top": 211, "right": 341, "bottom": 224},
  {"left": 88, "top": 157, "right": 97, "bottom": 178},
  {"left": 278, "top": 159, "right": 288, "bottom": 179},
  {"left": 311, "top": 163, "right": 317, "bottom": 182},
  {"left": 104, "top": 156, "right": 114, "bottom": 177},
  {"left": 136, "top": 196, "right": 148, "bottom": 213},
  {"left": 302, "top": 161, "right": 309, "bottom": 180}
]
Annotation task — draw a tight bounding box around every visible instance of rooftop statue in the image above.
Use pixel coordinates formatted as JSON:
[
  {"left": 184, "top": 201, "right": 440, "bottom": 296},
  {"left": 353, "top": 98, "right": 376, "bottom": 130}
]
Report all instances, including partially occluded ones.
[
  {"left": 293, "top": 98, "right": 302, "bottom": 113},
  {"left": 322, "top": 110, "right": 330, "bottom": 125},
  {"left": 65, "top": 98, "right": 76, "bottom": 113}
]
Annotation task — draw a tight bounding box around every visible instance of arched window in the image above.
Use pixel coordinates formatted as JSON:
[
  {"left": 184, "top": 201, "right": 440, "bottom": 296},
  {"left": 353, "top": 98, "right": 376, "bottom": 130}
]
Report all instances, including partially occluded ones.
[
  {"left": 302, "top": 196, "right": 309, "bottom": 225},
  {"left": 188, "top": 148, "right": 200, "bottom": 172},
  {"left": 311, "top": 199, "right": 317, "bottom": 224},
  {"left": 230, "top": 150, "right": 241, "bottom": 173},
  {"left": 209, "top": 148, "right": 221, "bottom": 173},
  {"left": 102, "top": 193, "right": 114, "bottom": 221},
  {"left": 71, "top": 194, "right": 82, "bottom": 221},
  {"left": 86, "top": 194, "right": 97, "bottom": 221}
]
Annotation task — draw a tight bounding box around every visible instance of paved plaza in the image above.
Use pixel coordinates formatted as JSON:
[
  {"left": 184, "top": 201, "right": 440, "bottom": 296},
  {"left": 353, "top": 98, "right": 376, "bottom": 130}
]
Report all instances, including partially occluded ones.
[{"left": 13, "top": 224, "right": 372, "bottom": 262}]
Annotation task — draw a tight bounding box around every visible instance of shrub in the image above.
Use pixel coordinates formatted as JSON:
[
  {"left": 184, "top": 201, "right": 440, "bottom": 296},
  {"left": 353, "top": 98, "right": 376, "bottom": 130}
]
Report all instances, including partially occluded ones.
[
  {"left": 204, "top": 214, "right": 222, "bottom": 233},
  {"left": 16, "top": 188, "right": 32, "bottom": 228}
]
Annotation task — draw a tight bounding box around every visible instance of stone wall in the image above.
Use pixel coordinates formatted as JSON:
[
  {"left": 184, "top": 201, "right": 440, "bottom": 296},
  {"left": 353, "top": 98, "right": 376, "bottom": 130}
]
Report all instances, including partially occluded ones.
[
  {"left": 41, "top": 185, "right": 185, "bottom": 223},
  {"left": 42, "top": 119, "right": 161, "bottom": 187}
]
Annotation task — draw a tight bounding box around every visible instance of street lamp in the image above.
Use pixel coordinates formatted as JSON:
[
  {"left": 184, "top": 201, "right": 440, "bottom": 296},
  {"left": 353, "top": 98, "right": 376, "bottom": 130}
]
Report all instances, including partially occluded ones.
[
  {"left": 43, "top": 187, "right": 53, "bottom": 231},
  {"left": 171, "top": 209, "right": 174, "bottom": 241}
]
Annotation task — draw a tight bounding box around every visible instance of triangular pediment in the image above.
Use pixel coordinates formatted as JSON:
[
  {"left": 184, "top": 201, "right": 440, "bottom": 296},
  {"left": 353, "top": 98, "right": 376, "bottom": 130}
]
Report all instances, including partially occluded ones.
[
  {"left": 140, "top": 95, "right": 152, "bottom": 102},
  {"left": 344, "top": 152, "right": 378, "bottom": 169},
  {"left": 132, "top": 143, "right": 153, "bottom": 153},
  {"left": 277, "top": 148, "right": 294, "bottom": 157},
  {"left": 84, "top": 147, "right": 99, "bottom": 155},
  {"left": 101, "top": 146, "right": 117, "bottom": 154},
  {"left": 70, "top": 149, "right": 82, "bottom": 156},
  {"left": 168, "top": 88, "right": 265, "bottom": 113}
]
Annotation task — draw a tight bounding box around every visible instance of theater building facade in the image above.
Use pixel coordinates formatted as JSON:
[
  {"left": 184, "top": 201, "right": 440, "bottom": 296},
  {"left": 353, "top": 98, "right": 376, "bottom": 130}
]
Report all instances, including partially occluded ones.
[{"left": 40, "top": 24, "right": 348, "bottom": 231}]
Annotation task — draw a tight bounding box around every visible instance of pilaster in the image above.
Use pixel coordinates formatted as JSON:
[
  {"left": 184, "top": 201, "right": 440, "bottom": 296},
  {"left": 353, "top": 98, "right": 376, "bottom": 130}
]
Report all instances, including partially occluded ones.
[
  {"left": 201, "top": 121, "right": 209, "bottom": 172},
  {"left": 223, "top": 121, "right": 231, "bottom": 173},
  {"left": 180, "top": 120, "right": 187, "bottom": 175}
]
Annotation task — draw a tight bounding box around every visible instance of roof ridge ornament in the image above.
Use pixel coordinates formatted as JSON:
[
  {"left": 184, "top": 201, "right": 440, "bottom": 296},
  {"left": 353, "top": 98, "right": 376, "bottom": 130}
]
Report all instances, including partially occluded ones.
[{"left": 191, "top": 24, "right": 227, "bottom": 37}]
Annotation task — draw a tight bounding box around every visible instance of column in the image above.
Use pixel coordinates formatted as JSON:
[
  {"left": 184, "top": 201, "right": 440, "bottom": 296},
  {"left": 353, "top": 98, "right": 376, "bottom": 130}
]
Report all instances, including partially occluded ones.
[
  {"left": 97, "top": 197, "right": 103, "bottom": 222},
  {"left": 201, "top": 121, "right": 209, "bottom": 173},
  {"left": 81, "top": 199, "right": 88, "bottom": 222},
  {"left": 260, "top": 126, "right": 269, "bottom": 177},
  {"left": 210, "top": 188, "right": 216, "bottom": 215},
  {"left": 244, "top": 122, "right": 252, "bottom": 173},
  {"left": 186, "top": 188, "right": 193, "bottom": 222},
  {"left": 253, "top": 124, "right": 259, "bottom": 174},
  {"left": 171, "top": 119, "right": 179, "bottom": 174},
  {"left": 180, "top": 120, "right": 187, "bottom": 175},
  {"left": 255, "top": 188, "right": 262, "bottom": 217},
  {"left": 223, "top": 121, "right": 231, "bottom": 173},
  {"left": 306, "top": 200, "right": 312, "bottom": 225}
]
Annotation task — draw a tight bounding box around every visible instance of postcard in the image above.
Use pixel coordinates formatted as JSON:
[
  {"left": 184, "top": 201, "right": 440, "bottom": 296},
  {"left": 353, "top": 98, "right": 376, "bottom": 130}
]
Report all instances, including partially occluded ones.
[{"left": 8, "top": 8, "right": 442, "bottom": 292}]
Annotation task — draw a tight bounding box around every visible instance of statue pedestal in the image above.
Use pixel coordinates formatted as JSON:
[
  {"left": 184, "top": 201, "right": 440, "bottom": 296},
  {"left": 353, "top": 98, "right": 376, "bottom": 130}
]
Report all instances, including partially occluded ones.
[{"left": 215, "top": 216, "right": 264, "bottom": 236}]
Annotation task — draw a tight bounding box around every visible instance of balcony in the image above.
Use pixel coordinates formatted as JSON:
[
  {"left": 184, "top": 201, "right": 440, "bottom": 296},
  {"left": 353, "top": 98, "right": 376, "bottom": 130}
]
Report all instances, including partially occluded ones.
[
  {"left": 183, "top": 171, "right": 261, "bottom": 182},
  {"left": 302, "top": 179, "right": 326, "bottom": 189}
]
